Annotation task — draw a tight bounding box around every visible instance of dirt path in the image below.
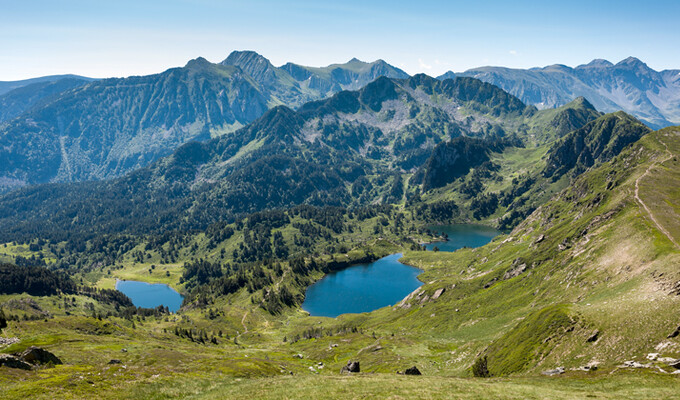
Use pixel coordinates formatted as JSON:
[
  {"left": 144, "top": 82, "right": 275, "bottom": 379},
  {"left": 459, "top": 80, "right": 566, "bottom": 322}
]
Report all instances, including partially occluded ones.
[
  {"left": 634, "top": 137, "right": 680, "bottom": 249},
  {"left": 240, "top": 311, "right": 249, "bottom": 334}
]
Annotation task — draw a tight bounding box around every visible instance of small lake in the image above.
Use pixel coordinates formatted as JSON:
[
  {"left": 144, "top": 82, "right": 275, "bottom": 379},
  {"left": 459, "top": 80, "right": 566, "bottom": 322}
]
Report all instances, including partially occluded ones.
[
  {"left": 424, "top": 224, "right": 501, "bottom": 252},
  {"left": 302, "top": 253, "right": 423, "bottom": 318},
  {"left": 115, "top": 280, "right": 184, "bottom": 313}
]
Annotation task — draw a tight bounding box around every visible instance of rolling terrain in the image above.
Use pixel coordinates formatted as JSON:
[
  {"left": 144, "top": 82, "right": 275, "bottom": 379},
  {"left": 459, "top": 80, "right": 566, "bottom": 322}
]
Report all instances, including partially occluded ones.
[
  {"left": 0, "top": 59, "right": 678, "bottom": 399},
  {"left": 0, "top": 124, "right": 678, "bottom": 399}
]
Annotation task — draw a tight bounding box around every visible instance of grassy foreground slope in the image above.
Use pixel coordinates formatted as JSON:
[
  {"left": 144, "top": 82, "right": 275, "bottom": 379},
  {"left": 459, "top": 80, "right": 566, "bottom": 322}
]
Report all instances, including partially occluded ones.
[{"left": 2, "top": 128, "right": 680, "bottom": 399}]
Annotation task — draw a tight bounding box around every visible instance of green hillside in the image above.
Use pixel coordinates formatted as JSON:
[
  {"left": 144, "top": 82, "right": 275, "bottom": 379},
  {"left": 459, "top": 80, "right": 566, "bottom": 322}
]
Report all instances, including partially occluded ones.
[{"left": 1, "top": 125, "right": 678, "bottom": 398}]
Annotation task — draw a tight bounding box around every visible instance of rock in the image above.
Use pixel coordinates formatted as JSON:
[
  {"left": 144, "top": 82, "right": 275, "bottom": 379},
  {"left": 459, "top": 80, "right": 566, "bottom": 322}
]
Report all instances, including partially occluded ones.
[
  {"left": 646, "top": 353, "right": 659, "bottom": 361},
  {"left": 668, "top": 325, "right": 680, "bottom": 338},
  {"left": 121, "top": 348, "right": 128, "bottom": 353},
  {"left": 622, "top": 361, "right": 647, "bottom": 368},
  {"left": 503, "top": 263, "right": 527, "bottom": 280},
  {"left": 483, "top": 278, "right": 497, "bottom": 289},
  {"left": 586, "top": 330, "right": 600, "bottom": 342},
  {"left": 404, "top": 366, "right": 422, "bottom": 375},
  {"left": 431, "top": 288, "right": 445, "bottom": 300},
  {"left": 340, "top": 360, "right": 360, "bottom": 373},
  {"left": 575, "top": 363, "right": 598, "bottom": 372},
  {"left": 542, "top": 367, "right": 565, "bottom": 376},
  {"left": 534, "top": 234, "right": 545, "bottom": 244},
  {"left": 0, "top": 337, "right": 19, "bottom": 347},
  {"left": 19, "top": 347, "right": 62, "bottom": 365},
  {"left": 667, "top": 359, "right": 680, "bottom": 369},
  {"left": 0, "top": 354, "right": 32, "bottom": 370},
  {"left": 294, "top": 353, "right": 304, "bottom": 359},
  {"left": 108, "top": 359, "right": 122, "bottom": 364}
]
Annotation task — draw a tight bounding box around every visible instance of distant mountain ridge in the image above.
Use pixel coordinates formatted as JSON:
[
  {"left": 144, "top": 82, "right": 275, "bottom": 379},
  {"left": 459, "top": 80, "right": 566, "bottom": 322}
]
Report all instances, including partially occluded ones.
[
  {"left": 0, "top": 74, "right": 95, "bottom": 95},
  {"left": 0, "top": 51, "right": 411, "bottom": 190},
  {"left": 443, "top": 57, "right": 680, "bottom": 129}
]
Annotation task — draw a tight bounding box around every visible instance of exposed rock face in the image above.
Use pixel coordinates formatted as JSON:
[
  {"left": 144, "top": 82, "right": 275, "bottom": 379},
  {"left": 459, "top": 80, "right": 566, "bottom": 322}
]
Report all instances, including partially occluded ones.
[
  {"left": 405, "top": 366, "right": 422, "bottom": 375},
  {"left": 19, "top": 346, "right": 62, "bottom": 365},
  {"left": 340, "top": 360, "right": 360, "bottom": 373},
  {"left": 0, "top": 354, "right": 32, "bottom": 370}
]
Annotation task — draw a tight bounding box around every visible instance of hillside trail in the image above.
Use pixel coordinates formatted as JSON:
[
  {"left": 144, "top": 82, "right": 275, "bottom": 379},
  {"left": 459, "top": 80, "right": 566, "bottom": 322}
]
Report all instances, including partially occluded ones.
[
  {"left": 634, "top": 136, "right": 680, "bottom": 250},
  {"left": 238, "top": 268, "right": 289, "bottom": 337},
  {"left": 240, "top": 311, "right": 249, "bottom": 334}
]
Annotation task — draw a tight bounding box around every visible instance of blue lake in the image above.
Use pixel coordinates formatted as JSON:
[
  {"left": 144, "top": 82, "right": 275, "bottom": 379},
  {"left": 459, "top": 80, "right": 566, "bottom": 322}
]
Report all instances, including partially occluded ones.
[
  {"left": 115, "top": 280, "right": 184, "bottom": 313},
  {"left": 301, "top": 253, "right": 423, "bottom": 318},
  {"left": 424, "top": 224, "right": 501, "bottom": 252}
]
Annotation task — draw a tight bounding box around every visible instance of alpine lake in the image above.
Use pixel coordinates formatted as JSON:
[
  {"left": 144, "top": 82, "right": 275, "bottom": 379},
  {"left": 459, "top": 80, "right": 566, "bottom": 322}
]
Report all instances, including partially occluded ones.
[
  {"left": 114, "top": 224, "right": 500, "bottom": 316},
  {"left": 302, "top": 224, "right": 501, "bottom": 317}
]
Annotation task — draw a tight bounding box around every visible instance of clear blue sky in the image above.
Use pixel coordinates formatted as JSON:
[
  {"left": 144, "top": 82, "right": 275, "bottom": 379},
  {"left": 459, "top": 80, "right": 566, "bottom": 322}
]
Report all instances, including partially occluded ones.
[{"left": 1, "top": 0, "right": 678, "bottom": 80}]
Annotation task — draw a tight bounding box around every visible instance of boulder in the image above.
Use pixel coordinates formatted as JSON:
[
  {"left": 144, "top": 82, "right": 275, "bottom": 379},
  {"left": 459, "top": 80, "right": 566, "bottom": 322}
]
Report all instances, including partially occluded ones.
[
  {"left": 404, "top": 366, "right": 422, "bottom": 375},
  {"left": 668, "top": 325, "right": 680, "bottom": 338},
  {"left": 0, "top": 354, "right": 32, "bottom": 370},
  {"left": 19, "top": 347, "right": 62, "bottom": 365},
  {"left": 108, "top": 359, "right": 122, "bottom": 365},
  {"left": 542, "top": 367, "right": 565, "bottom": 376},
  {"left": 431, "top": 288, "right": 445, "bottom": 300},
  {"left": 340, "top": 360, "right": 360, "bottom": 373}
]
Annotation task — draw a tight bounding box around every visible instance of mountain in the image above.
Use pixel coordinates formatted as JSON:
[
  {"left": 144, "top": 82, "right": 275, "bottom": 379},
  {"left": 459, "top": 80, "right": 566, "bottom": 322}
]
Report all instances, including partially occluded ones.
[
  {"left": 222, "top": 51, "right": 410, "bottom": 107},
  {"left": 397, "top": 126, "right": 680, "bottom": 376},
  {"left": 0, "top": 74, "right": 649, "bottom": 245},
  {"left": 0, "top": 52, "right": 410, "bottom": 191},
  {"left": 444, "top": 57, "right": 680, "bottom": 129},
  {"left": 0, "top": 74, "right": 95, "bottom": 95},
  {"left": 0, "top": 77, "right": 92, "bottom": 123},
  {"left": 0, "top": 58, "right": 276, "bottom": 188}
]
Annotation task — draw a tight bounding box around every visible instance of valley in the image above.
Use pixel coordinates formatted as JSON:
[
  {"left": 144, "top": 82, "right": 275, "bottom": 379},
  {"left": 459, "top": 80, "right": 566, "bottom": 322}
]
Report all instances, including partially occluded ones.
[{"left": 0, "top": 57, "right": 679, "bottom": 399}]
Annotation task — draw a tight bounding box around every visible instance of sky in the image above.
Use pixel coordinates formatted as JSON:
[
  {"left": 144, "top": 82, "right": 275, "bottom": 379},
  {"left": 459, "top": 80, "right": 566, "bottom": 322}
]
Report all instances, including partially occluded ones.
[{"left": 1, "top": 0, "right": 679, "bottom": 80}]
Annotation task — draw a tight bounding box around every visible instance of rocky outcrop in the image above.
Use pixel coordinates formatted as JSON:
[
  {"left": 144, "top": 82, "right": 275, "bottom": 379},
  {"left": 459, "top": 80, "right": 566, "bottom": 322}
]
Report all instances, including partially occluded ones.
[
  {"left": 0, "top": 354, "right": 32, "bottom": 370},
  {"left": 404, "top": 366, "right": 422, "bottom": 375},
  {"left": 340, "top": 360, "right": 360, "bottom": 373},
  {"left": 19, "top": 346, "right": 62, "bottom": 365}
]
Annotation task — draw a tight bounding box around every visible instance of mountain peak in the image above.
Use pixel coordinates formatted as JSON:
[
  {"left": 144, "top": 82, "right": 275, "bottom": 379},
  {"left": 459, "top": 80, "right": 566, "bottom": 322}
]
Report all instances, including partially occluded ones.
[
  {"left": 222, "top": 50, "right": 273, "bottom": 67},
  {"left": 184, "top": 57, "right": 213, "bottom": 70},
  {"left": 567, "top": 96, "right": 597, "bottom": 111},
  {"left": 577, "top": 59, "right": 614, "bottom": 69},
  {"left": 616, "top": 56, "right": 648, "bottom": 69},
  {"left": 221, "top": 50, "right": 278, "bottom": 83},
  {"left": 348, "top": 57, "right": 365, "bottom": 64}
]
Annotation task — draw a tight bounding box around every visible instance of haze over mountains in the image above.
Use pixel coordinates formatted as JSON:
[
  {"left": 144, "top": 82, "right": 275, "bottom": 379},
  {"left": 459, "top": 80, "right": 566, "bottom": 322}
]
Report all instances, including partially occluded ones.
[{"left": 446, "top": 57, "right": 680, "bottom": 129}]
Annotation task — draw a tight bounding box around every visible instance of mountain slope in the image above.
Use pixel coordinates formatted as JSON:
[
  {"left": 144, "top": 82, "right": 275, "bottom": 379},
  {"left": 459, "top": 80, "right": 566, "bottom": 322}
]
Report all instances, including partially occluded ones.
[
  {"left": 0, "top": 74, "right": 538, "bottom": 242},
  {"left": 0, "top": 58, "right": 271, "bottom": 187},
  {"left": 0, "top": 77, "right": 92, "bottom": 123},
  {"left": 445, "top": 57, "right": 680, "bottom": 129},
  {"left": 392, "top": 127, "right": 680, "bottom": 375},
  {"left": 0, "top": 52, "right": 411, "bottom": 191}
]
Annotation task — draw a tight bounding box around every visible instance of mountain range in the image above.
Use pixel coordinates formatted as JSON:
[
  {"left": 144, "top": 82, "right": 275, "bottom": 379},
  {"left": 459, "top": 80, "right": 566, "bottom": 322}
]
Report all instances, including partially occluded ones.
[
  {"left": 445, "top": 57, "right": 680, "bottom": 129},
  {"left": 0, "top": 51, "right": 409, "bottom": 190},
  {"left": 0, "top": 53, "right": 676, "bottom": 192}
]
